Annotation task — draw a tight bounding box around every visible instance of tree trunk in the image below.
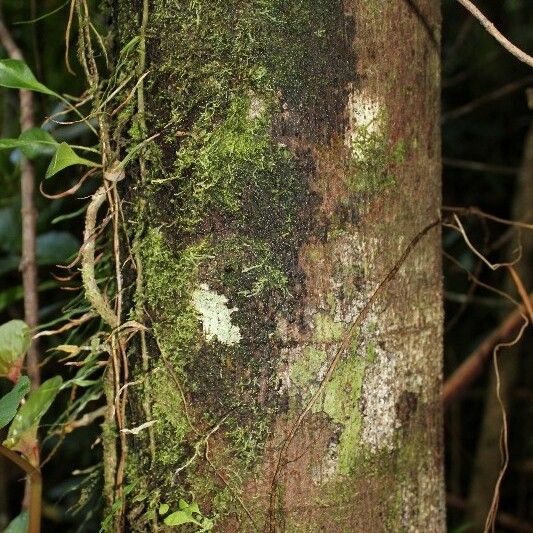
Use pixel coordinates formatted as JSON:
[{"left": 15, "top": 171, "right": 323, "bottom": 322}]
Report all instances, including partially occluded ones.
[{"left": 112, "top": 1, "right": 444, "bottom": 530}]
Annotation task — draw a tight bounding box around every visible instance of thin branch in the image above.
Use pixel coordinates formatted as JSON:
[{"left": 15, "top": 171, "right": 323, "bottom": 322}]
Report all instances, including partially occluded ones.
[
  {"left": 64, "top": 0, "right": 75, "bottom": 74},
  {"left": 443, "top": 251, "right": 520, "bottom": 307},
  {"left": 447, "top": 494, "right": 533, "bottom": 532},
  {"left": 484, "top": 318, "right": 529, "bottom": 533},
  {"left": 444, "top": 15, "right": 473, "bottom": 60},
  {"left": 443, "top": 292, "right": 532, "bottom": 408},
  {"left": 443, "top": 205, "right": 533, "bottom": 231},
  {"left": 81, "top": 186, "right": 119, "bottom": 329},
  {"left": 442, "top": 75, "right": 533, "bottom": 122},
  {"left": 444, "top": 214, "right": 520, "bottom": 270},
  {"left": 455, "top": 0, "right": 533, "bottom": 68},
  {"left": 443, "top": 49, "right": 499, "bottom": 89},
  {"left": 0, "top": 8, "right": 40, "bottom": 390},
  {"left": 443, "top": 157, "right": 518, "bottom": 176},
  {"left": 0, "top": 10, "right": 42, "bottom": 526},
  {"left": 508, "top": 266, "right": 533, "bottom": 323}
]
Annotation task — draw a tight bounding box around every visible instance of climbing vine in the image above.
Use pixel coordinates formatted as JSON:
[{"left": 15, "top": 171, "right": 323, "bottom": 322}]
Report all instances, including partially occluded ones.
[{"left": 0, "top": 1, "right": 153, "bottom": 529}]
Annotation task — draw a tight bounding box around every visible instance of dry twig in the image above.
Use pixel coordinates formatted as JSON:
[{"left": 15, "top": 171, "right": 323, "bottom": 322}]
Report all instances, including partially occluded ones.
[
  {"left": 442, "top": 75, "right": 533, "bottom": 122},
  {"left": 456, "top": 0, "right": 533, "bottom": 68},
  {"left": 0, "top": 445, "right": 41, "bottom": 533},
  {"left": 447, "top": 494, "right": 533, "bottom": 532}
]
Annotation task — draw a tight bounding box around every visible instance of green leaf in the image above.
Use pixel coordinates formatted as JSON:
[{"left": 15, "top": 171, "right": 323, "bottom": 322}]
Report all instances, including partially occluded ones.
[
  {"left": 99, "top": 483, "right": 135, "bottom": 532},
  {"left": 0, "top": 128, "right": 58, "bottom": 159},
  {"left": 19, "top": 128, "right": 58, "bottom": 158},
  {"left": 4, "top": 375, "right": 63, "bottom": 449},
  {"left": 45, "top": 142, "right": 100, "bottom": 178},
  {"left": 158, "top": 503, "right": 169, "bottom": 515},
  {"left": 4, "top": 511, "right": 28, "bottom": 533},
  {"left": 163, "top": 511, "right": 198, "bottom": 527},
  {"left": 120, "top": 36, "right": 140, "bottom": 56},
  {"left": 0, "top": 320, "right": 30, "bottom": 377},
  {"left": 0, "top": 59, "right": 57, "bottom": 96},
  {"left": 0, "top": 376, "right": 30, "bottom": 429},
  {"left": 68, "top": 378, "right": 99, "bottom": 387}
]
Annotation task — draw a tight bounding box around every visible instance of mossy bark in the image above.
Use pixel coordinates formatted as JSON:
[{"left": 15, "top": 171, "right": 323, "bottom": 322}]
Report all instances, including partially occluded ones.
[{"left": 112, "top": 0, "right": 444, "bottom": 530}]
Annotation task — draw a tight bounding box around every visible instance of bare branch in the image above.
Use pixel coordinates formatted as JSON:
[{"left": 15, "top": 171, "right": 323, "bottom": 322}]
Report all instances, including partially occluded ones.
[
  {"left": 0, "top": 445, "right": 41, "bottom": 533},
  {"left": 456, "top": 0, "right": 533, "bottom": 68},
  {"left": 443, "top": 293, "right": 532, "bottom": 408},
  {"left": 447, "top": 494, "right": 533, "bottom": 532},
  {"left": 81, "top": 186, "right": 119, "bottom": 329},
  {"left": 443, "top": 158, "right": 518, "bottom": 176},
  {"left": 442, "top": 75, "right": 533, "bottom": 122}
]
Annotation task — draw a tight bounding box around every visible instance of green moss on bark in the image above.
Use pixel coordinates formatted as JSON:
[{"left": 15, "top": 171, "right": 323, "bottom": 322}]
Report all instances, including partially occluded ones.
[
  {"left": 140, "top": 228, "right": 206, "bottom": 367},
  {"left": 347, "top": 119, "right": 407, "bottom": 193},
  {"left": 115, "top": 0, "right": 357, "bottom": 526},
  {"left": 290, "top": 334, "right": 370, "bottom": 476}
]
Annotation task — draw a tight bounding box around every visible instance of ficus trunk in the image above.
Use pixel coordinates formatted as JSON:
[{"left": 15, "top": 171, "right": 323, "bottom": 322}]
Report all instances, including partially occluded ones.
[{"left": 110, "top": 0, "right": 444, "bottom": 530}]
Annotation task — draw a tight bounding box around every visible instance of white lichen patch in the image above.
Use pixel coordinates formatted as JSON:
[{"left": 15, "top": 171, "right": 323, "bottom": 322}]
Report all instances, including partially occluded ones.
[
  {"left": 345, "top": 88, "right": 383, "bottom": 157},
  {"left": 359, "top": 343, "right": 399, "bottom": 452},
  {"left": 192, "top": 283, "right": 241, "bottom": 345},
  {"left": 324, "top": 231, "right": 407, "bottom": 454},
  {"left": 248, "top": 95, "right": 267, "bottom": 120}
]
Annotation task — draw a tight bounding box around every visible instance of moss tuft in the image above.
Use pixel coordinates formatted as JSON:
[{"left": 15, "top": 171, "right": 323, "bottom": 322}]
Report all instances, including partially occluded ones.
[
  {"left": 347, "top": 121, "right": 406, "bottom": 193},
  {"left": 207, "top": 236, "right": 289, "bottom": 299},
  {"left": 158, "top": 95, "right": 287, "bottom": 232},
  {"left": 140, "top": 228, "right": 207, "bottom": 368}
]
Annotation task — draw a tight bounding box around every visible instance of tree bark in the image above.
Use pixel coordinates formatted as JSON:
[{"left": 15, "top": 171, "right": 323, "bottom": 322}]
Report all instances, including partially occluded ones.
[{"left": 112, "top": 1, "right": 444, "bottom": 530}]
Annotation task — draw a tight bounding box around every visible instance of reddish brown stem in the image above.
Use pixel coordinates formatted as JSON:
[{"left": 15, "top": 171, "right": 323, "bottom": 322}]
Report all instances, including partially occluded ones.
[
  {"left": 0, "top": 445, "right": 41, "bottom": 533},
  {"left": 0, "top": 8, "right": 40, "bottom": 390},
  {"left": 0, "top": 7, "right": 41, "bottom": 526},
  {"left": 443, "top": 293, "right": 533, "bottom": 409}
]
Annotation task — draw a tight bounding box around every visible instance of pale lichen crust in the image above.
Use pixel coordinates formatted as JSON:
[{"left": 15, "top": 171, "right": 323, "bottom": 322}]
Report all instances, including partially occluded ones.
[{"left": 192, "top": 283, "right": 242, "bottom": 346}]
